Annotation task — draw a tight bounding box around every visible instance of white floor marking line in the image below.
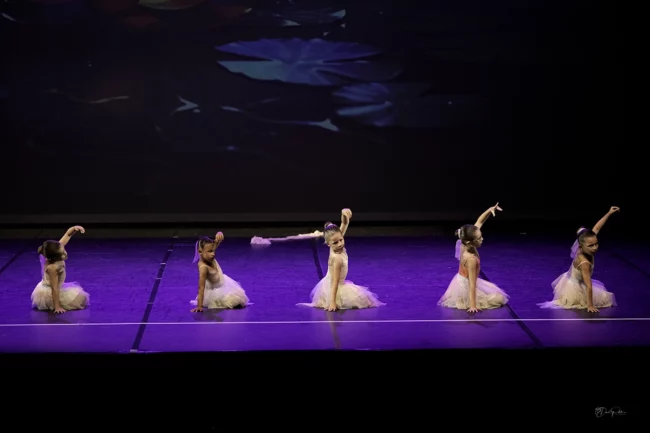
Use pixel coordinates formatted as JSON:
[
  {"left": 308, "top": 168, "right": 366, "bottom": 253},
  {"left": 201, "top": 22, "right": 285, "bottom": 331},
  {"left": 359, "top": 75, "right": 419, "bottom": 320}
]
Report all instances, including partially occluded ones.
[{"left": 1, "top": 317, "right": 650, "bottom": 327}]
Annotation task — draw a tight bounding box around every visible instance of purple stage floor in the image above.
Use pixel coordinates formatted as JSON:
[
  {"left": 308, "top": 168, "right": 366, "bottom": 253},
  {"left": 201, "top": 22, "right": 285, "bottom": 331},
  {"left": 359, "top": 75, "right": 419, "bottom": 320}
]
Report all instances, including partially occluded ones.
[
  {"left": 1, "top": 225, "right": 649, "bottom": 355},
  {"left": 1, "top": 225, "right": 646, "bottom": 424}
]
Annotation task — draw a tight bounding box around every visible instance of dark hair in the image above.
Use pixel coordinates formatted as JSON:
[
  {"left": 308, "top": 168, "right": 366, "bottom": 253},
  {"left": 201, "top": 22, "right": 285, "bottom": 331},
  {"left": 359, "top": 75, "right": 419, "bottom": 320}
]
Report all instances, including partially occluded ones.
[
  {"left": 323, "top": 221, "right": 341, "bottom": 243},
  {"left": 456, "top": 224, "right": 481, "bottom": 253},
  {"left": 37, "top": 240, "right": 64, "bottom": 262},
  {"left": 196, "top": 236, "right": 215, "bottom": 250},
  {"left": 576, "top": 227, "right": 597, "bottom": 247}
]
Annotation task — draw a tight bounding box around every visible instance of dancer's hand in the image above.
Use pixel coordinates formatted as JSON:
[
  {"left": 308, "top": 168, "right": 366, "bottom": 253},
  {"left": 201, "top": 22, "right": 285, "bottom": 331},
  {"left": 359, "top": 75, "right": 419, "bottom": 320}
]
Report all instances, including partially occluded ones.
[
  {"left": 341, "top": 208, "right": 352, "bottom": 223},
  {"left": 325, "top": 301, "right": 337, "bottom": 312},
  {"left": 587, "top": 306, "right": 599, "bottom": 313},
  {"left": 467, "top": 306, "right": 481, "bottom": 313},
  {"left": 53, "top": 307, "right": 66, "bottom": 314},
  {"left": 489, "top": 203, "right": 502, "bottom": 217},
  {"left": 608, "top": 206, "right": 620, "bottom": 214},
  {"left": 215, "top": 232, "right": 224, "bottom": 242},
  {"left": 191, "top": 307, "right": 203, "bottom": 313},
  {"left": 70, "top": 225, "right": 85, "bottom": 234}
]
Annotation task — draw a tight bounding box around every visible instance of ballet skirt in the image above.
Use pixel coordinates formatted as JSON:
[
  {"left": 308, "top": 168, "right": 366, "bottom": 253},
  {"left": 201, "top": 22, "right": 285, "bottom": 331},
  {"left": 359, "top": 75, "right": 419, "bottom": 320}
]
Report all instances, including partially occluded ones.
[
  {"left": 31, "top": 260, "right": 90, "bottom": 311},
  {"left": 297, "top": 250, "right": 384, "bottom": 309},
  {"left": 190, "top": 260, "right": 250, "bottom": 309},
  {"left": 437, "top": 240, "right": 509, "bottom": 310},
  {"left": 538, "top": 241, "right": 615, "bottom": 309}
]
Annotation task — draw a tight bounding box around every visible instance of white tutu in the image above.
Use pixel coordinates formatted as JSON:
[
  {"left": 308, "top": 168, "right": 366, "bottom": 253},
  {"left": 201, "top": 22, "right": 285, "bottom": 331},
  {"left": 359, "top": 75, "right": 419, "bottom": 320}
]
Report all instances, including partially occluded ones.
[
  {"left": 538, "top": 268, "right": 616, "bottom": 309},
  {"left": 31, "top": 281, "right": 90, "bottom": 311},
  {"left": 438, "top": 274, "right": 509, "bottom": 310},
  {"left": 191, "top": 274, "right": 249, "bottom": 309},
  {"left": 298, "top": 276, "right": 385, "bottom": 309}
]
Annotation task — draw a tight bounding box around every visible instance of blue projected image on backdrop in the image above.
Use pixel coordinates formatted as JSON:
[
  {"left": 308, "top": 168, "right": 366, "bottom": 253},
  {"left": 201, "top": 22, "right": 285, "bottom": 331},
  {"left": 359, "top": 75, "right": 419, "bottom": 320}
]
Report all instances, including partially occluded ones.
[
  {"left": 216, "top": 38, "right": 402, "bottom": 86},
  {"left": 0, "top": 0, "right": 539, "bottom": 216}
]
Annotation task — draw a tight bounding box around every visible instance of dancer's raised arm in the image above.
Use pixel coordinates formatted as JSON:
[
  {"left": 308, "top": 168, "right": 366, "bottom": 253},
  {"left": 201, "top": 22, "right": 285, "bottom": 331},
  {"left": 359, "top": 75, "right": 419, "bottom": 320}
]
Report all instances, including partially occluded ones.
[
  {"left": 340, "top": 208, "right": 352, "bottom": 236},
  {"left": 474, "top": 203, "right": 502, "bottom": 229},
  {"left": 58, "top": 225, "right": 85, "bottom": 246},
  {"left": 592, "top": 206, "right": 620, "bottom": 234}
]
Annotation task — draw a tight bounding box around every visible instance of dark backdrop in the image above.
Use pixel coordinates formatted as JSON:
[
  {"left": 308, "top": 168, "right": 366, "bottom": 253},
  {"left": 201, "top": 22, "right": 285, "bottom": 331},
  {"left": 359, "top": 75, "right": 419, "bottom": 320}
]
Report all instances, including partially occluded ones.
[{"left": 0, "top": 0, "right": 626, "bottom": 224}]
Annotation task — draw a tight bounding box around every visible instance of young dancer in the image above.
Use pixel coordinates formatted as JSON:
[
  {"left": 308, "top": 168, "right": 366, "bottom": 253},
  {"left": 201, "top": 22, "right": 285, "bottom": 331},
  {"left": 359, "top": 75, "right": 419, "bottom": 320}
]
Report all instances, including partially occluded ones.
[
  {"left": 32, "top": 225, "right": 90, "bottom": 314},
  {"left": 191, "top": 232, "right": 250, "bottom": 312},
  {"left": 438, "top": 203, "right": 509, "bottom": 312},
  {"left": 297, "top": 209, "right": 384, "bottom": 311},
  {"left": 538, "top": 206, "right": 620, "bottom": 312}
]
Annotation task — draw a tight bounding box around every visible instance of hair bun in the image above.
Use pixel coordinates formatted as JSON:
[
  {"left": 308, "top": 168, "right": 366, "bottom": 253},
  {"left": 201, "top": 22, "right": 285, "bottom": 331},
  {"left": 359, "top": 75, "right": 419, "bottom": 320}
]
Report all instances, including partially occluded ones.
[
  {"left": 37, "top": 245, "right": 43, "bottom": 255},
  {"left": 324, "top": 221, "right": 334, "bottom": 229},
  {"left": 455, "top": 228, "right": 462, "bottom": 238},
  {"left": 576, "top": 227, "right": 588, "bottom": 235}
]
